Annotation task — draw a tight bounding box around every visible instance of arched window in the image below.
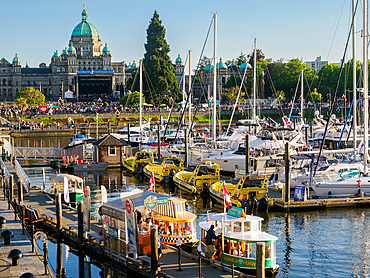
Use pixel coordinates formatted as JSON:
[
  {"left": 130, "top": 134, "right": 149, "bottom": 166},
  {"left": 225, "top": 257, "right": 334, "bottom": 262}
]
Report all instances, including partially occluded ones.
[{"left": 2, "top": 79, "right": 6, "bottom": 86}]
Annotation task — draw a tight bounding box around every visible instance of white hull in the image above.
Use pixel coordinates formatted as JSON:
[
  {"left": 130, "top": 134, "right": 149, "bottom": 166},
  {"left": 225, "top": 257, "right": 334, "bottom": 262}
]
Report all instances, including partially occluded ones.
[{"left": 313, "top": 176, "right": 370, "bottom": 196}]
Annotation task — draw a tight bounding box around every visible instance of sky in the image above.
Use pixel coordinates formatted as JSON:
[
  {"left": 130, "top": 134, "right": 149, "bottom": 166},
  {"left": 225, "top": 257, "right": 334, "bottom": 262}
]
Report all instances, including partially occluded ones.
[{"left": 0, "top": 0, "right": 365, "bottom": 72}]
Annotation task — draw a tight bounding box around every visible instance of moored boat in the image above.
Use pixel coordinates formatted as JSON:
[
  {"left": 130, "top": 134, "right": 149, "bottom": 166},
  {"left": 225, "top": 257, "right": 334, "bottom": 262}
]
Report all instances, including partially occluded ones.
[
  {"left": 199, "top": 210, "right": 279, "bottom": 277},
  {"left": 47, "top": 173, "right": 84, "bottom": 203},
  {"left": 143, "top": 157, "right": 184, "bottom": 183},
  {"left": 122, "top": 151, "right": 154, "bottom": 173},
  {"left": 173, "top": 162, "right": 220, "bottom": 194},
  {"left": 69, "top": 161, "right": 109, "bottom": 172},
  {"left": 210, "top": 175, "right": 273, "bottom": 211}
]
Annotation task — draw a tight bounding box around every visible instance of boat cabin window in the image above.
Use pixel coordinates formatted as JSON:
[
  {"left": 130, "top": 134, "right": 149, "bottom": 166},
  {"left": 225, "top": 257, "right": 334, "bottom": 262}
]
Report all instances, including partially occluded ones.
[
  {"left": 265, "top": 242, "right": 275, "bottom": 259},
  {"left": 174, "top": 202, "right": 185, "bottom": 213}
]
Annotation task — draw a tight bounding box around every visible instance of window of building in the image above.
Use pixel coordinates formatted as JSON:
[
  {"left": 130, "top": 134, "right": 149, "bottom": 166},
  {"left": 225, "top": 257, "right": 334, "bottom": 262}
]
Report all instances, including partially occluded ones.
[
  {"left": 62, "top": 68, "right": 65, "bottom": 72},
  {"left": 57, "top": 68, "right": 60, "bottom": 72},
  {"left": 108, "top": 146, "right": 116, "bottom": 156}
]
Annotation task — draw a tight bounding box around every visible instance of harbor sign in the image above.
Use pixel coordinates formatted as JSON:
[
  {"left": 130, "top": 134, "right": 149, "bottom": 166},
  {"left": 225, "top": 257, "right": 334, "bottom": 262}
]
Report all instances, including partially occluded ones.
[{"left": 144, "top": 196, "right": 168, "bottom": 209}]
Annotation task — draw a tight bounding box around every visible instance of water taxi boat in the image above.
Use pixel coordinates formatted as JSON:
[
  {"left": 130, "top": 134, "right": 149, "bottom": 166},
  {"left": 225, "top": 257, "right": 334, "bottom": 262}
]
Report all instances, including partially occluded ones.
[
  {"left": 47, "top": 173, "right": 84, "bottom": 203},
  {"left": 100, "top": 190, "right": 198, "bottom": 257},
  {"left": 122, "top": 151, "right": 154, "bottom": 174},
  {"left": 209, "top": 175, "right": 273, "bottom": 211},
  {"left": 199, "top": 210, "right": 279, "bottom": 277},
  {"left": 173, "top": 162, "right": 220, "bottom": 194},
  {"left": 143, "top": 157, "right": 184, "bottom": 183}
]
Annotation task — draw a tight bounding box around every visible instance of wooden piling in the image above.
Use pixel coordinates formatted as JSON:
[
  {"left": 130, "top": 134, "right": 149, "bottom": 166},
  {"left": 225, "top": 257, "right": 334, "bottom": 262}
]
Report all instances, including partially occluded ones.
[
  {"left": 157, "top": 127, "right": 161, "bottom": 159},
  {"left": 256, "top": 242, "right": 265, "bottom": 278},
  {"left": 18, "top": 180, "right": 23, "bottom": 204},
  {"left": 9, "top": 174, "right": 14, "bottom": 204},
  {"left": 245, "top": 134, "right": 249, "bottom": 175},
  {"left": 284, "top": 143, "right": 290, "bottom": 203},
  {"left": 77, "top": 202, "right": 84, "bottom": 247},
  {"left": 55, "top": 189, "right": 62, "bottom": 232},
  {"left": 150, "top": 225, "right": 158, "bottom": 277}
]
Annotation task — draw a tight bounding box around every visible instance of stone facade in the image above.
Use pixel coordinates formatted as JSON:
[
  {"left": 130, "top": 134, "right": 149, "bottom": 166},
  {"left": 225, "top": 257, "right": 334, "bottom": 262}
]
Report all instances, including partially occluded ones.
[{"left": 0, "top": 6, "right": 125, "bottom": 102}]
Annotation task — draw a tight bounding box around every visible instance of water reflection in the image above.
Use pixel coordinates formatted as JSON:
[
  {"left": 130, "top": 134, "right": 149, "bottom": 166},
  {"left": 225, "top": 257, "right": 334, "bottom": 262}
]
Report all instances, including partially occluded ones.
[{"left": 25, "top": 165, "right": 370, "bottom": 277}]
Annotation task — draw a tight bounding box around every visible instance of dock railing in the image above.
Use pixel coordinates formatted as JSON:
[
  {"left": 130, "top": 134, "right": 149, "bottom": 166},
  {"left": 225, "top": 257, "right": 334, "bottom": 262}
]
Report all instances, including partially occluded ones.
[
  {"left": 15, "top": 159, "right": 30, "bottom": 192},
  {"left": 1, "top": 159, "right": 10, "bottom": 188}
]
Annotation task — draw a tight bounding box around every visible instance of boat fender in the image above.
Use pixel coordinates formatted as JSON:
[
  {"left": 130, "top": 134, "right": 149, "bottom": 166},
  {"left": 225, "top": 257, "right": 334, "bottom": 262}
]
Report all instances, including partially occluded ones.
[
  {"left": 358, "top": 180, "right": 361, "bottom": 187},
  {"left": 240, "top": 199, "right": 249, "bottom": 209},
  {"left": 250, "top": 197, "right": 259, "bottom": 213}
]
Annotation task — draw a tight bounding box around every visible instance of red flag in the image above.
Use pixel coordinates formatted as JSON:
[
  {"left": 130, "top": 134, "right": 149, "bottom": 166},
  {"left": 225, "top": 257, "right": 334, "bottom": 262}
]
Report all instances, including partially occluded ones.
[
  {"left": 148, "top": 171, "right": 155, "bottom": 192},
  {"left": 222, "top": 182, "right": 231, "bottom": 209},
  {"left": 207, "top": 211, "right": 210, "bottom": 222}
]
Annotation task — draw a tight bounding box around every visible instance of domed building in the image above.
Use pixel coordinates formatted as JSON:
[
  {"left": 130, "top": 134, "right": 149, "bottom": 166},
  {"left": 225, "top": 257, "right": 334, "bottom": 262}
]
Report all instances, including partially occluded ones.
[{"left": 0, "top": 5, "right": 125, "bottom": 101}]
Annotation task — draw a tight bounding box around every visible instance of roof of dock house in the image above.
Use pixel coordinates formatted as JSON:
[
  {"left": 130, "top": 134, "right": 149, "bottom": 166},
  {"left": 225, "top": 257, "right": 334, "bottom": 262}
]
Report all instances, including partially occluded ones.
[{"left": 93, "top": 134, "right": 130, "bottom": 147}]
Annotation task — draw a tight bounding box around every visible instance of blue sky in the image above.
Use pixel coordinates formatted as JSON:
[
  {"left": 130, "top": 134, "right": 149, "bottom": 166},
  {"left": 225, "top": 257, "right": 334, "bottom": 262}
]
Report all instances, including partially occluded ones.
[{"left": 1, "top": 0, "right": 363, "bottom": 71}]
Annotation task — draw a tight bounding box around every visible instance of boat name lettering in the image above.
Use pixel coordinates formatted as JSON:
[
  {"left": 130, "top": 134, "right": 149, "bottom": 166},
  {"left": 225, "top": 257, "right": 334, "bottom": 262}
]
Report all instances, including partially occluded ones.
[
  {"left": 227, "top": 206, "right": 244, "bottom": 218},
  {"left": 222, "top": 254, "right": 256, "bottom": 267},
  {"left": 157, "top": 197, "right": 168, "bottom": 205}
]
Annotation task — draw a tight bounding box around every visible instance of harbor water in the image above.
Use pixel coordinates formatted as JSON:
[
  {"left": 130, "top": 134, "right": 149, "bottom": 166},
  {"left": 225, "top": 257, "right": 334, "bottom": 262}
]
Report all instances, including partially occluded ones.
[
  {"left": 18, "top": 137, "right": 370, "bottom": 277},
  {"left": 23, "top": 166, "right": 370, "bottom": 277}
]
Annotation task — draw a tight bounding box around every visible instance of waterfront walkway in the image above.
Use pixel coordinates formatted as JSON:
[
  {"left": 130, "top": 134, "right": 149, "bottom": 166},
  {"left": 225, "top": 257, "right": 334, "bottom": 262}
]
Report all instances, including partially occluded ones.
[{"left": 0, "top": 190, "right": 53, "bottom": 278}]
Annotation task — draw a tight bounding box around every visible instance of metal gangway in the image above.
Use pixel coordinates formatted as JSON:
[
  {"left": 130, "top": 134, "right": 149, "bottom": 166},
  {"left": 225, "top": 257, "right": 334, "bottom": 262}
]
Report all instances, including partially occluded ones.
[
  {"left": 14, "top": 147, "right": 64, "bottom": 160},
  {"left": 0, "top": 159, "right": 31, "bottom": 193}
]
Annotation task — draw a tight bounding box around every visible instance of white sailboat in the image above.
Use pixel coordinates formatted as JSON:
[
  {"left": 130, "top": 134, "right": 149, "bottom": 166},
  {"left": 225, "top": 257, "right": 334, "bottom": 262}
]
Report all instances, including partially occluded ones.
[{"left": 313, "top": 1, "right": 370, "bottom": 197}]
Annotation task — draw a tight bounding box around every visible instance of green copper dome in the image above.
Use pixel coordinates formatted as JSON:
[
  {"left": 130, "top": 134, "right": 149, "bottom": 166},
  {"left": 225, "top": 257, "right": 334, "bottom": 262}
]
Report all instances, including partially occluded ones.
[
  {"left": 102, "top": 43, "right": 110, "bottom": 52},
  {"left": 204, "top": 59, "right": 213, "bottom": 71},
  {"left": 216, "top": 58, "right": 226, "bottom": 69},
  {"left": 13, "top": 53, "right": 20, "bottom": 63},
  {"left": 72, "top": 6, "right": 99, "bottom": 37},
  {"left": 240, "top": 58, "right": 252, "bottom": 69},
  {"left": 68, "top": 43, "right": 76, "bottom": 52},
  {"left": 176, "top": 54, "right": 182, "bottom": 63}
]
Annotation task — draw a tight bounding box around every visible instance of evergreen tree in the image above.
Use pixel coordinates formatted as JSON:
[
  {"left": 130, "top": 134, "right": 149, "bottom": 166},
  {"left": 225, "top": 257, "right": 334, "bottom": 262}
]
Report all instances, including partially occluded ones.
[{"left": 142, "top": 11, "right": 179, "bottom": 104}]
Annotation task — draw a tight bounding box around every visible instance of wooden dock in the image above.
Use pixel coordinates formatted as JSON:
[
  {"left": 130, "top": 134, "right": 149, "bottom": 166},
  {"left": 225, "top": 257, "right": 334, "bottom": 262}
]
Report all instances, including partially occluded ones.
[
  {"left": 0, "top": 190, "right": 53, "bottom": 278},
  {"left": 273, "top": 196, "right": 370, "bottom": 211}
]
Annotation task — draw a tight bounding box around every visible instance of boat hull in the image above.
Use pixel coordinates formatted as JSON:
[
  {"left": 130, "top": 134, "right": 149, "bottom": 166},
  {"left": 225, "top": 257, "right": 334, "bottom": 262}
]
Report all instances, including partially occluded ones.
[{"left": 313, "top": 176, "right": 370, "bottom": 196}]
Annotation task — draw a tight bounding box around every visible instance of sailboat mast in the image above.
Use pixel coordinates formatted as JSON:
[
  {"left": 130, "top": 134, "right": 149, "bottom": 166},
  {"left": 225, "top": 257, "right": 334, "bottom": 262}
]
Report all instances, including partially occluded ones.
[
  {"left": 139, "top": 59, "right": 143, "bottom": 128},
  {"left": 189, "top": 50, "right": 192, "bottom": 130},
  {"left": 182, "top": 55, "right": 185, "bottom": 125},
  {"left": 253, "top": 38, "right": 257, "bottom": 124},
  {"left": 353, "top": 0, "right": 357, "bottom": 156},
  {"left": 213, "top": 12, "right": 217, "bottom": 144},
  {"left": 363, "top": 0, "right": 368, "bottom": 175},
  {"left": 301, "top": 69, "right": 304, "bottom": 125}
]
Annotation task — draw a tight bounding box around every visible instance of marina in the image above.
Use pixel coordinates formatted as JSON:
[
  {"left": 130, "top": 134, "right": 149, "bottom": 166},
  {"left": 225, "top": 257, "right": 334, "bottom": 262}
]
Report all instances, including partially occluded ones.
[{"left": 2, "top": 1, "right": 370, "bottom": 277}]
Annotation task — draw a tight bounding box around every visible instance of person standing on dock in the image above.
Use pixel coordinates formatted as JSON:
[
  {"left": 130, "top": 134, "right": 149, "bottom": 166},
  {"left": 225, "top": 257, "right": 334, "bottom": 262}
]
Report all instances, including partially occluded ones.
[{"left": 205, "top": 224, "right": 221, "bottom": 259}]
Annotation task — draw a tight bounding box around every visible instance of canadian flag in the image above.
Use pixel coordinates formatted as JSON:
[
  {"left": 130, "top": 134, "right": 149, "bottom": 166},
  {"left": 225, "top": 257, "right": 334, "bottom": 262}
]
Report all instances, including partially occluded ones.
[
  {"left": 223, "top": 182, "right": 231, "bottom": 209},
  {"left": 67, "top": 116, "right": 72, "bottom": 123},
  {"left": 285, "top": 118, "right": 293, "bottom": 128},
  {"left": 148, "top": 171, "right": 155, "bottom": 192}
]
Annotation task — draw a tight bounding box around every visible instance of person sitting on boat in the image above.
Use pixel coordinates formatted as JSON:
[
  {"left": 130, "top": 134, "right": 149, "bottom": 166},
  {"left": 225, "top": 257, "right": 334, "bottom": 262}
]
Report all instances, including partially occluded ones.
[{"left": 205, "top": 225, "right": 221, "bottom": 259}]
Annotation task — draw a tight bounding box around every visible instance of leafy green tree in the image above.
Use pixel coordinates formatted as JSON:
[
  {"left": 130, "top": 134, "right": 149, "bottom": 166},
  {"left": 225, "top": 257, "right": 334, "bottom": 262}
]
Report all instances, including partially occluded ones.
[
  {"left": 16, "top": 97, "right": 28, "bottom": 117},
  {"left": 15, "top": 87, "right": 45, "bottom": 107},
  {"left": 275, "top": 90, "right": 285, "bottom": 101},
  {"left": 248, "top": 49, "right": 265, "bottom": 65},
  {"left": 235, "top": 52, "right": 247, "bottom": 66},
  {"left": 307, "top": 88, "right": 322, "bottom": 102},
  {"left": 221, "top": 86, "right": 239, "bottom": 102},
  {"left": 119, "top": 91, "right": 145, "bottom": 107}
]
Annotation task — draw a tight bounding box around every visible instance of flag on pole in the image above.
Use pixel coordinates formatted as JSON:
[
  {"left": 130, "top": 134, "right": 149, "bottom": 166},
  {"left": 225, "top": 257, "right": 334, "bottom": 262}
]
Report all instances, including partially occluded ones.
[
  {"left": 207, "top": 211, "right": 210, "bottom": 222},
  {"left": 64, "top": 176, "right": 70, "bottom": 203},
  {"left": 67, "top": 116, "right": 72, "bottom": 124},
  {"left": 148, "top": 171, "right": 155, "bottom": 192},
  {"left": 222, "top": 182, "right": 231, "bottom": 210}
]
